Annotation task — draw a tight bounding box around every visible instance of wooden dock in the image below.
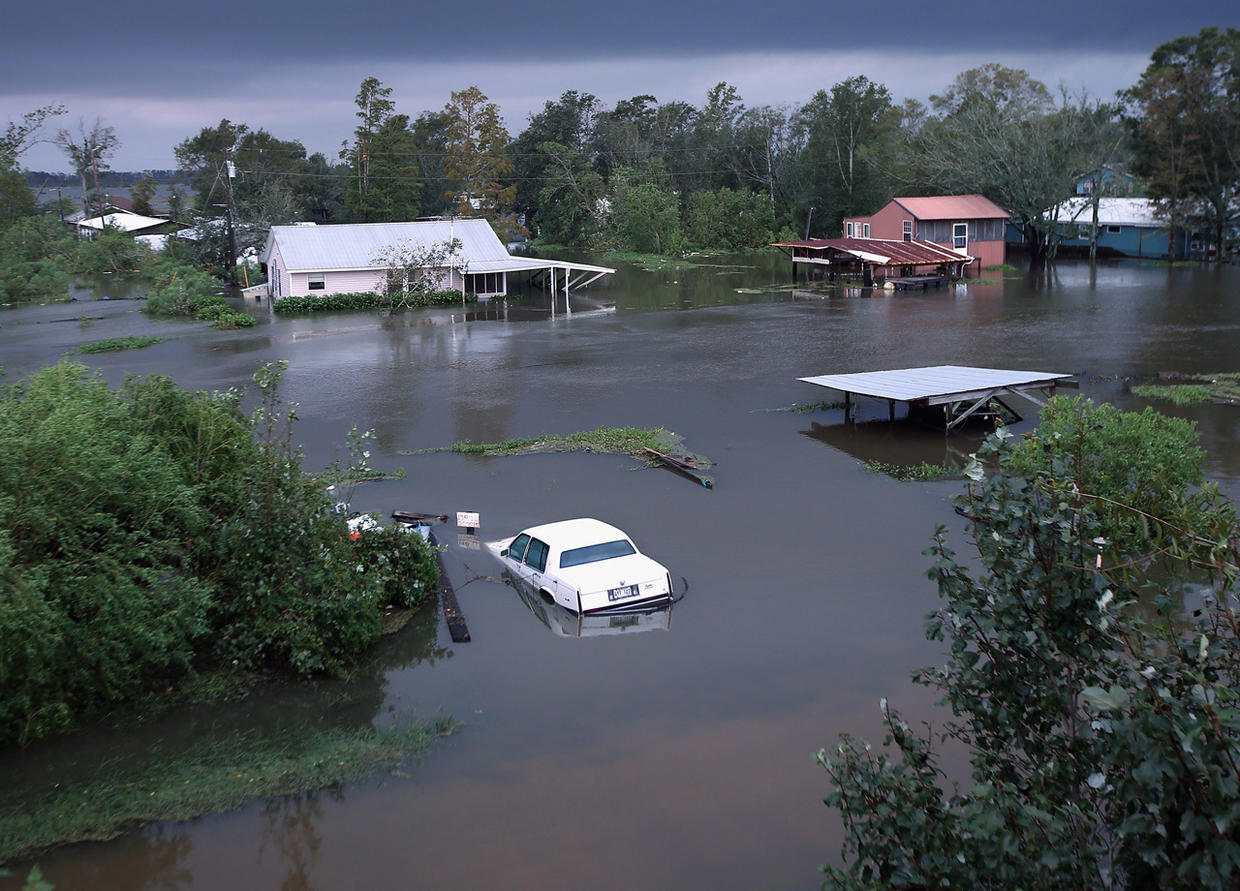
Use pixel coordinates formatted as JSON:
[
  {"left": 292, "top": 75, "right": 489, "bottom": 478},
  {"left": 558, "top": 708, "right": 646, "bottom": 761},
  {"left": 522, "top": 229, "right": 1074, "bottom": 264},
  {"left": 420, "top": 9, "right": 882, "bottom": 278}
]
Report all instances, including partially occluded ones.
[{"left": 798, "top": 365, "right": 1075, "bottom": 434}]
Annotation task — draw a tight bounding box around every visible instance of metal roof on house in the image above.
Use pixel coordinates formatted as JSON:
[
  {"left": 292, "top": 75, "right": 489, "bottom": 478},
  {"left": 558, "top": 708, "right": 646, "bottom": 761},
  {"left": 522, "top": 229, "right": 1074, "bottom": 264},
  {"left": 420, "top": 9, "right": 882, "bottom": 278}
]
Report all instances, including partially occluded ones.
[
  {"left": 799, "top": 365, "right": 1071, "bottom": 405},
  {"left": 263, "top": 219, "right": 514, "bottom": 272},
  {"left": 772, "top": 237, "right": 971, "bottom": 266},
  {"left": 891, "top": 195, "right": 1009, "bottom": 220},
  {"left": 76, "top": 211, "right": 171, "bottom": 233},
  {"left": 1050, "top": 197, "right": 1166, "bottom": 228}
]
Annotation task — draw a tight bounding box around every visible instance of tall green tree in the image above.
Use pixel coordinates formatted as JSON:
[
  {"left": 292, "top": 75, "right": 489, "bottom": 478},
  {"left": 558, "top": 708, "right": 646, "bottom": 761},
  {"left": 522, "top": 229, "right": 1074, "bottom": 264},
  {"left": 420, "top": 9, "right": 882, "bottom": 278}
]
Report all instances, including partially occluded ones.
[
  {"left": 606, "top": 162, "right": 682, "bottom": 254},
  {"left": 791, "top": 77, "right": 893, "bottom": 236},
  {"left": 509, "top": 90, "right": 600, "bottom": 223},
  {"left": 908, "top": 65, "right": 1112, "bottom": 265},
  {"left": 442, "top": 86, "right": 516, "bottom": 222},
  {"left": 341, "top": 77, "right": 415, "bottom": 222},
  {"left": 1126, "top": 27, "right": 1240, "bottom": 259},
  {"left": 347, "top": 114, "right": 420, "bottom": 222},
  {"left": 534, "top": 141, "right": 604, "bottom": 246},
  {"left": 410, "top": 110, "right": 454, "bottom": 217}
]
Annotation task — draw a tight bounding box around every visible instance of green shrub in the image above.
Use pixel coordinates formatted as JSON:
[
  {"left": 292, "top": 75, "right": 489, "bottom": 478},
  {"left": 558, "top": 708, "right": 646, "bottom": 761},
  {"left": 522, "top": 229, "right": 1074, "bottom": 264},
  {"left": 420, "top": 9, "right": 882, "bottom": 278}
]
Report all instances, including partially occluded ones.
[
  {"left": 143, "top": 267, "right": 219, "bottom": 316},
  {"left": 272, "top": 290, "right": 474, "bottom": 314},
  {"left": 0, "top": 361, "right": 437, "bottom": 746},
  {"left": 72, "top": 336, "right": 164, "bottom": 354},
  {"left": 0, "top": 216, "right": 73, "bottom": 303},
  {"left": 1006, "top": 395, "right": 1204, "bottom": 541}
]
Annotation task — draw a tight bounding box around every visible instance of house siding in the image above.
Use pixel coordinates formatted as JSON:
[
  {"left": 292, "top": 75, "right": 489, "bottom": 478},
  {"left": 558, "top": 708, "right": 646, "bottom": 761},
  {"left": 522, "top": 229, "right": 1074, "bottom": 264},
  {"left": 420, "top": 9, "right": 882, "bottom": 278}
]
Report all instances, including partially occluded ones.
[{"left": 844, "top": 201, "right": 1008, "bottom": 274}]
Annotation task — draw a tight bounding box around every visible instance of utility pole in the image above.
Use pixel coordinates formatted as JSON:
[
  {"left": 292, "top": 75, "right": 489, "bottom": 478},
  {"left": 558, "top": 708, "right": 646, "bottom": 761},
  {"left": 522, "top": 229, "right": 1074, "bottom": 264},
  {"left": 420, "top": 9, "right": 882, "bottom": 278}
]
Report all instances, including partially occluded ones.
[
  {"left": 90, "top": 141, "right": 104, "bottom": 224},
  {"left": 223, "top": 158, "right": 238, "bottom": 284}
]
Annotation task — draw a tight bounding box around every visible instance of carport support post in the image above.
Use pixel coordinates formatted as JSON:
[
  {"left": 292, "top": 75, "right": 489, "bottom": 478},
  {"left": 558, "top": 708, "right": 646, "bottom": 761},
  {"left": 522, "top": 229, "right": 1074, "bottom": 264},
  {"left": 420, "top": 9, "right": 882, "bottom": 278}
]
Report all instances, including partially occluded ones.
[
  {"left": 844, "top": 392, "right": 851, "bottom": 423},
  {"left": 565, "top": 267, "right": 571, "bottom": 316}
]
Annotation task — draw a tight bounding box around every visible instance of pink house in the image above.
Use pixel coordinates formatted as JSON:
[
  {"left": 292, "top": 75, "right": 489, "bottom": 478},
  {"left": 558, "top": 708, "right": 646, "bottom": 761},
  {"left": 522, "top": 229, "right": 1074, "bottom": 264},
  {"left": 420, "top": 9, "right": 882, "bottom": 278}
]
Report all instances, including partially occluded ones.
[{"left": 842, "top": 195, "right": 1009, "bottom": 272}]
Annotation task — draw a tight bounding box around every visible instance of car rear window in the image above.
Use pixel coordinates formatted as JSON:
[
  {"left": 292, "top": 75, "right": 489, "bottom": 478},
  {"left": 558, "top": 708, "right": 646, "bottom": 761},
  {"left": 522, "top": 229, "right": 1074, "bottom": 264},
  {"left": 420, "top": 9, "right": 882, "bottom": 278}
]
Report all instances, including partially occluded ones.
[{"left": 560, "top": 539, "right": 636, "bottom": 568}]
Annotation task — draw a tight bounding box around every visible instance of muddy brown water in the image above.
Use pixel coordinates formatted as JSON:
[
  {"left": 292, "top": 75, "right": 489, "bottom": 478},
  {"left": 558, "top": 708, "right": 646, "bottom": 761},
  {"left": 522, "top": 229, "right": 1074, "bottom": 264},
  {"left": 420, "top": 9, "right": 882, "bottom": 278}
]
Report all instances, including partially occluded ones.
[{"left": 2, "top": 255, "right": 1240, "bottom": 889}]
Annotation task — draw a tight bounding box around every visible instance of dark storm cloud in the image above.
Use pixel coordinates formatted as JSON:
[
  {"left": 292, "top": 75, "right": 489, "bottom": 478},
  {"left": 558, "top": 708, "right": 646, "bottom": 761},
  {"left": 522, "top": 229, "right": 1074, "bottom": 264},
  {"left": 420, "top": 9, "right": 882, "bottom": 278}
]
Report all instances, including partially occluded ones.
[{"left": 2, "top": 0, "right": 1233, "bottom": 95}]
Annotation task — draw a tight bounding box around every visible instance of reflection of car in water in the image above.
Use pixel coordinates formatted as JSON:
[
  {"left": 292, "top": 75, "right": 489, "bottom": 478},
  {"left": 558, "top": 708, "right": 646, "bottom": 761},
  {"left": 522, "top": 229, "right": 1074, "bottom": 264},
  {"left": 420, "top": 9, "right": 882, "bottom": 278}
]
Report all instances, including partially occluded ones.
[
  {"left": 486, "top": 518, "right": 674, "bottom": 614},
  {"left": 505, "top": 570, "right": 673, "bottom": 638}
]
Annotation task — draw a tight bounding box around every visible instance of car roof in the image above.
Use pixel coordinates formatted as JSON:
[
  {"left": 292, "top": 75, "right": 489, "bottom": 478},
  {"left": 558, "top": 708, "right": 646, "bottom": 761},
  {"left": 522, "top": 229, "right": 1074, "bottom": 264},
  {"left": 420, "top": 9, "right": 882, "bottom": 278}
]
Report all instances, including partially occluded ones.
[{"left": 519, "top": 518, "right": 632, "bottom": 550}]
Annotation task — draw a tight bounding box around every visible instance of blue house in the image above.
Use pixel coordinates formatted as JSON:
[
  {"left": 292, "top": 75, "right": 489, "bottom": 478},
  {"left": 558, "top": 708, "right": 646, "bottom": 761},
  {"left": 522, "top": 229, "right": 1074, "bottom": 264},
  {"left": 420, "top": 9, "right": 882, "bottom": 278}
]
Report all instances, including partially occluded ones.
[{"left": 1008, "top": 198, "right": 1202, "bottom": 260}]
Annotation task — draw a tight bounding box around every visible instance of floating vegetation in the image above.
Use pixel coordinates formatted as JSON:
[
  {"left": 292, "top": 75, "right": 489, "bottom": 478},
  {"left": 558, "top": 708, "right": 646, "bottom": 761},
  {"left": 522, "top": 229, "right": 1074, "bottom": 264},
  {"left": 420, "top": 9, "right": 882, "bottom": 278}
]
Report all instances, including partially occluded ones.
[
  {"left": 863, "top": 461, "right": 957, "bottom": 482},
  {"left": 1132, "top": 373, "right": 1240, "bottom": 405},
  {"left": 602, "top": 252, "right": 693, "bottom": 272},
  {"left": 982, "top": 264, "right": 1019, "bottom": 273},
  {"left": 71, "top": 336, "right": 164, "bottom": 354},
  {"left": 0, "top": 717, "right": 457, "bottom": 866},
  {"left": 760, "top": 400, "right": 846, "bottom": 414},
  {"left": 402, "top": 426, "right": 712, "bottom": 470},
  {"left": 961, "top": 278, "right": 1001, "bottom": 285}
]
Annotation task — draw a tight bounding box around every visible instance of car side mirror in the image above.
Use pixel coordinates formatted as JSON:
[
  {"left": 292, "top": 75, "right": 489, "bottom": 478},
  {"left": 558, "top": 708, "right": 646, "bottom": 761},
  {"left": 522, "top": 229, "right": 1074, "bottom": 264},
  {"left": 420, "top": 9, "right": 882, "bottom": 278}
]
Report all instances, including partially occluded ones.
[{"left": 500, "top": 548, "right": 508, "bottom": 557}]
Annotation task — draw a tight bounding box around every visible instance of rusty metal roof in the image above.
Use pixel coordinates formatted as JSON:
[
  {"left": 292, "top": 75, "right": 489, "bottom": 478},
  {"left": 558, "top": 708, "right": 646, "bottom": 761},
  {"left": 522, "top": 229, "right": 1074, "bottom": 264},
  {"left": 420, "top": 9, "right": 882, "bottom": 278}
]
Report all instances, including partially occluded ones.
[
  {"left": 771, "top": 237, "right": 971, "bottom": 266},
  {"left": 891, "top": 195, "right": 1009, "bottom": 220}
]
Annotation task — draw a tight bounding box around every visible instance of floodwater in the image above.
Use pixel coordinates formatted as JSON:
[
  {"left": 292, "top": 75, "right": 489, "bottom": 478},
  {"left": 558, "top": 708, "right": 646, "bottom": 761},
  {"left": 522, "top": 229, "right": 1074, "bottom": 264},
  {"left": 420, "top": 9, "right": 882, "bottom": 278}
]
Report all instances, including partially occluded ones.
[{"left": 2, "top": 255, "right": 1240, "bottom": 889}]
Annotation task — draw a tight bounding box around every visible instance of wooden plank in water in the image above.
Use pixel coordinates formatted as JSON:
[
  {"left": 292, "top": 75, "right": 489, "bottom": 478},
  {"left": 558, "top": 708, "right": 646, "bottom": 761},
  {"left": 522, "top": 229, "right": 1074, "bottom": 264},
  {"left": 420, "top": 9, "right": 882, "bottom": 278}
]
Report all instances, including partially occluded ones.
[
  {"left": 428, "top": 530, "right": 470, "bottom": 642},
  {"left": 641, "top": 447, "right": 714, "bottom": 489},
  {"left": 392, "top": 509, "right": 449, "bottom": 524}
]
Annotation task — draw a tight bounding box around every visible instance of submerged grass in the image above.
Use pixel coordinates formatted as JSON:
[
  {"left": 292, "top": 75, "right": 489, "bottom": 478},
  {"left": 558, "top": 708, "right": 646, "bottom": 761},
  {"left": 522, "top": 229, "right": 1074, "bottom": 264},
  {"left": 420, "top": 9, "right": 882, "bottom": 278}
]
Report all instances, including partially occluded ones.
[
  {"left": 602, "top": 252, "right": 693, "bottom": 272},
  {"left": 760, "top": 401, "right": 847, "bottom": 414},
  {"left": 401, "top": 426, "right": 714, "bottom": 479},
  {"left": 71, "top": 336, "right": 164, "bottom": 354},
  {"left": 1132, "top": 373, "right": 1240, "bottom": 406},
  {"left": 0, "top": 717, "right": 457, "bottom": 866},
  {"left": 863, "top": 461, "right": 957, "bottom": 482}
]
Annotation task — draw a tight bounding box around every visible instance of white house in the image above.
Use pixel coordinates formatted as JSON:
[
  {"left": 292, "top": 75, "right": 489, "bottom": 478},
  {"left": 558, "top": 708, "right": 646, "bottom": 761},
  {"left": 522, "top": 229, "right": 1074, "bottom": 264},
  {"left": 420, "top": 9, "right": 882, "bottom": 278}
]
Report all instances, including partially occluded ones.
[{"left": 260, "top": 218, "right": 613, "bottom": 302}]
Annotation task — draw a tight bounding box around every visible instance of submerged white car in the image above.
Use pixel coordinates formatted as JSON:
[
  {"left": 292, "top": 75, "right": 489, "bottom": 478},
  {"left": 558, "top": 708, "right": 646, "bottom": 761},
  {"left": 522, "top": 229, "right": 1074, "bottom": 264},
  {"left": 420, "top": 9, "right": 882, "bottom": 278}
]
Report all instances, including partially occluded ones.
[{"left": 487, "top": 518, "right": 673, "bottom": 614}]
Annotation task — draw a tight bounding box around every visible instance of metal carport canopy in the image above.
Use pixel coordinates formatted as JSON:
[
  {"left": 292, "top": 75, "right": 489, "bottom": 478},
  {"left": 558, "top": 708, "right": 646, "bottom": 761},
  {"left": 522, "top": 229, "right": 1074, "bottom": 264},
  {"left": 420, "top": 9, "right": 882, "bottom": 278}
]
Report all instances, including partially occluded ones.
[{"left": 798, "top": 365, "right": 1073, "bottom": 405}]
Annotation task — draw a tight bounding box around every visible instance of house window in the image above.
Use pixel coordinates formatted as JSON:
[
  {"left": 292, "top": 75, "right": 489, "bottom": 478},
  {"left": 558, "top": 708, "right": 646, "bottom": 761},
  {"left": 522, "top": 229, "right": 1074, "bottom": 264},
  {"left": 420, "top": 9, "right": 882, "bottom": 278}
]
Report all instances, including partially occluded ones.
[
  {"left": 953, "top": 223, "right": 968, "bottom": 250},
  {"left": 863, "top": 223, "right": 871, "bottom": 238},
  {"left": 903, "top": 220, "right": 912, "bottom": 242},
  {"left": 845, "top": 222, "right": 854, "bottom": 237},
  {"left": 307, "top": 273, "right": 325, "bottom": 291},
  {"left": 464, "top": 272, "right": 505, "bottom": 295},
  {"left": 1106, "top": 225, "right": 1121, "bottom": 234}
]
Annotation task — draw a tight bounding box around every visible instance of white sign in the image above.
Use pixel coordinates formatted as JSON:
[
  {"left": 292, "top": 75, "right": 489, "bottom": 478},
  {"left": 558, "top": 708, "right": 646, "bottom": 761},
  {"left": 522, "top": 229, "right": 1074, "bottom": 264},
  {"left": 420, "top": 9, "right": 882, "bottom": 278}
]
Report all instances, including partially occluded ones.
[
  {"left": 457, "top": 533, "right": 481, "bottom": 550},
  {"left": 457, "top": 511, "right": 480, "bottom": 529}
]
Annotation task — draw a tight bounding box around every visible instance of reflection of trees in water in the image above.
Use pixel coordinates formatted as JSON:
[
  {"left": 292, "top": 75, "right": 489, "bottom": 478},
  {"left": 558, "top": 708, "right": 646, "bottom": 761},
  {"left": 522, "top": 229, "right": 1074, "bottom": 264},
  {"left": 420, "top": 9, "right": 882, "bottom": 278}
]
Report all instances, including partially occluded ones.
[
  {"left": 258, "top": 791, "right": 335, "bottom": 891},
  {"left": 68, "top": 824, "right": 194, "bottom": 891},
  {"left": 0, "top": 605, "right": 450, "bottom": 890}
]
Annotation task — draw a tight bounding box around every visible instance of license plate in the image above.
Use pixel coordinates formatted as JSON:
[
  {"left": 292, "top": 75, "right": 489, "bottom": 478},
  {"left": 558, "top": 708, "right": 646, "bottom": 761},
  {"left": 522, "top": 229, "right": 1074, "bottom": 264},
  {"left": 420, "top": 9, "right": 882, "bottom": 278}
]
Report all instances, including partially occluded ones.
[{"left": 607, "top": 584, "right": 638, "bottom": 602}]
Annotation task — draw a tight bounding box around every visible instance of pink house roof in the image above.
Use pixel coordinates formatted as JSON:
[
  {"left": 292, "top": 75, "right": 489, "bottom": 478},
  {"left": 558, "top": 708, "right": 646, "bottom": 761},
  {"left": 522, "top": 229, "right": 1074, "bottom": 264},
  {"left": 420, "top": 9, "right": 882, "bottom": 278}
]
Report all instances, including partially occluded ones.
[{"left": 891, "top": 195, "right": 1008, "bottom": 220}]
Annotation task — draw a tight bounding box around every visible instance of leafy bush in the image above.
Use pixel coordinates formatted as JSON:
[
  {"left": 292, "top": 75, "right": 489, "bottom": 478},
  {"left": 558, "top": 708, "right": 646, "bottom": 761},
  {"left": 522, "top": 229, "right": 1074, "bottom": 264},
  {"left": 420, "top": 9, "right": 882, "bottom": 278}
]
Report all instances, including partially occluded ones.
[
  {"left": 684, "top": 187, "right": 775, "bottom": 252},
  {"left": 820, "top": 426, "right": 1240, "bottom": 890},
  {"left": 0, "top": 216, "right": 73, "bottom": 303},
  {"left": 0, "top": 361, "right": 437, "bottom": 746},
  {"left": 272, "top": 289, "right": 474, "bottom": 314},
  {"left": 1006, "top": 395, "right": 1204, "bottom": 541},
  {"left": 72, "top": 227, "right": 148, "bottom": 276},
  {"left": 143, "top": 266, "right": 219, "bottom": 316}
]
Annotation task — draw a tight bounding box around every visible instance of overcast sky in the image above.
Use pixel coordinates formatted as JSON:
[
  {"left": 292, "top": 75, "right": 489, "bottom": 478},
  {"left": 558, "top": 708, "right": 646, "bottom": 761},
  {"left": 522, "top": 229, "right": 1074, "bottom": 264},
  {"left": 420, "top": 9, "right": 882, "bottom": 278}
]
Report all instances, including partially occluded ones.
[{"left": 3, "top": 0, "right": 1235, "bottom": 172}]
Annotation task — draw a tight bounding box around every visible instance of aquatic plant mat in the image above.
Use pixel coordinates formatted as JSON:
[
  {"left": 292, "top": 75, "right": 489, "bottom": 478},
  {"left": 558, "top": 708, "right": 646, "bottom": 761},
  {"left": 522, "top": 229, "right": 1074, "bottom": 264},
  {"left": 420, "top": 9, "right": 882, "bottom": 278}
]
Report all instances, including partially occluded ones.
[
  {"left": 1132, "top": 373, "right": 1240, "bottom": 406},
  {"left": 71, "top": 336, "right": 164, "bottom": 354},
  {"left": 401, "top": 426, "right": 714, "bottom": 483},
  {"left": 0, "top": 718, "right": 457, "bottom": 866},
  {"left": 862, "top": 460, "right": 957, "bottom": 482}
]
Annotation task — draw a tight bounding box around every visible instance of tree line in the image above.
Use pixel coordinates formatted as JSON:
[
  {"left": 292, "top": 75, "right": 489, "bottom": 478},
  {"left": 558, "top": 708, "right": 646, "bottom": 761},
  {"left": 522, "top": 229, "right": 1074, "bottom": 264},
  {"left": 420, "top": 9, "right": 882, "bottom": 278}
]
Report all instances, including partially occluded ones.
[{"left": 2, "top": 26, "right": 1237, "bottom": 265}]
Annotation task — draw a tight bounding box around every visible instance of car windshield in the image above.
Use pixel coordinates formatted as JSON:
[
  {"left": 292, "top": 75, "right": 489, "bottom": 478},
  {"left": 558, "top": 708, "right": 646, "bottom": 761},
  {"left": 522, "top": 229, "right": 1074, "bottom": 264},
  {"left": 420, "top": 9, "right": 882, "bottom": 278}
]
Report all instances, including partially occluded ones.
[{"left": 559, "top": 539, "right": 636, "bottom": 568}]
